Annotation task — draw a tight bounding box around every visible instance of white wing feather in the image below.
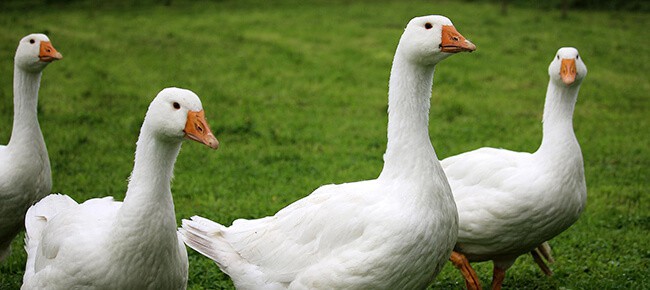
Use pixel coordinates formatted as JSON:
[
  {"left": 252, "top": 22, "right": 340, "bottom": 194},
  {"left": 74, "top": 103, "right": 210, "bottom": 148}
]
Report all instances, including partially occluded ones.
[
  {"left": 22, "top": 194, "right": 121, "bottom": 287},
  {"left": 181, "top": 180, "right": 398, "bottom": 288},
  {"left": 442, "top": 147, "right": 551, "bottom": 254}
]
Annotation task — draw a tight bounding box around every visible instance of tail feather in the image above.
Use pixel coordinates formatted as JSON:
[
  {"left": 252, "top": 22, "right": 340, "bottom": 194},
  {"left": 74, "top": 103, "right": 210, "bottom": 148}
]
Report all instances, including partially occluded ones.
[
  {"left": 23, "top": 194, "right": 77, "bottom": 281},
  {"left": 180, "top": 223, "right": 221, "bottom": 261},
  {"left": 179, "top": 216, "right": 231, "bottom": 265},
  {"left": 180, "top": 216, "right": 276, "bottom": 289}
]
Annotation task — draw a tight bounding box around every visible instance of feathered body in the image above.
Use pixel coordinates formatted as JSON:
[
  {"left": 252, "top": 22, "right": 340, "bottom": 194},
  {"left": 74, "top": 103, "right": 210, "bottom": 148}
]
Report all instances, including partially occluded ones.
[{"left": 444, "top": 145, "right": 585, "bottom": 262}]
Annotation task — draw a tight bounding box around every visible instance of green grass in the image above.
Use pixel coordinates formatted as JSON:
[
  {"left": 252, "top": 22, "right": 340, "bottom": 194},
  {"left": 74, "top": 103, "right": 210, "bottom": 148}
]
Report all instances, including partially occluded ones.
[{"left": 1, "top": 0, "right": 648, "bottom": 289}]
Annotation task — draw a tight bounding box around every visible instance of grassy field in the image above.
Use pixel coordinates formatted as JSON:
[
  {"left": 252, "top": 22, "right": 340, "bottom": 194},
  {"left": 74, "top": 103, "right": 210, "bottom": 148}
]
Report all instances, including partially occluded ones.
[{"left": 1, "top": 0, "right": 648, "bottom": 289}]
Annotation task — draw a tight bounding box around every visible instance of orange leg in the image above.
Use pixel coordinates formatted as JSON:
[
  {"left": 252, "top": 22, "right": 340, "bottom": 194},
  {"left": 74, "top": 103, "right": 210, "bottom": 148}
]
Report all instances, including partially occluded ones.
[
  {"left": 450, "top": 251, "right": 482, "bottom": 290},
  {"left": 490, "top": 265, "right": 506, "bottom": 290}
]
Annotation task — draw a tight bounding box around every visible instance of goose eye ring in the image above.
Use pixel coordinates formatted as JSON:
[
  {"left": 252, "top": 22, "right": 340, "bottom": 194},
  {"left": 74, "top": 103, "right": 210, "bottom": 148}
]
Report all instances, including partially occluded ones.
[
  {"left": 173, "top": 102, "right": 181, "bottom": 109},
  {"left": 29, "top": 39, "right": 35, "bottom": 44},
  {"left": 424, "top": 23, "right": 433, "bottom": 29}
]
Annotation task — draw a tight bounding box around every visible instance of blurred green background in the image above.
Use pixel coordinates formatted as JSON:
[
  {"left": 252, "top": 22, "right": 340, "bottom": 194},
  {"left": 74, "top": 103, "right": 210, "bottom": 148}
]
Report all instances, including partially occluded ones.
[{"left": 1, "top": 0, "right": 648, "bottom": 289}]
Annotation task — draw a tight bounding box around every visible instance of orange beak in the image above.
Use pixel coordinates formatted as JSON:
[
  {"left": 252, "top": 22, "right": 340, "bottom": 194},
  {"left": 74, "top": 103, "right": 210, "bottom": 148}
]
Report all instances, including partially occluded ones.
[
  {"left": 184, "top": 110, "right": 219, "bottom": 149},
  {"left": 440, "top": 25, "right": 476, "bottom": 53},
  {"left": 39, "top": 41, "right": 63, "bottom": 62},
  {"left": 560, "top": 58, "right": 577, "bottom": 85}
]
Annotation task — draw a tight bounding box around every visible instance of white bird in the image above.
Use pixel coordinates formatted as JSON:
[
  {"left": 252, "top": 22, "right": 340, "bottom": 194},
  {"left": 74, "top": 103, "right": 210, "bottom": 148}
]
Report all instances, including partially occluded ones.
[
  {"left": 180, "top": 15, "right": 475, "bottom": 289},
  {"left": 0, "top": 33, "right": 61, "bottom": 262},
  {"left": 21, "top": 88, "right": 219, "bottom": 289},
  {"left": 444, "top": 47, "right": 588, "bottom": 290}
]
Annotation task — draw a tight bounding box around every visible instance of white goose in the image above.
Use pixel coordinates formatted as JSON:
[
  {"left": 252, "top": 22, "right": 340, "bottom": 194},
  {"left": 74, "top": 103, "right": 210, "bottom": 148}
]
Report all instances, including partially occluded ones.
[
  {"left": 22, "top": 88, "right": 219, "bottom": 289},
  {"left": 0, "top": 34, "right": 61, "bottom": 262},
  {"left": 180, "top": 15, "right": 475, "bottom": 289},
  {"left": 444, "top": 47, "right": 587, "bottom": 290}
]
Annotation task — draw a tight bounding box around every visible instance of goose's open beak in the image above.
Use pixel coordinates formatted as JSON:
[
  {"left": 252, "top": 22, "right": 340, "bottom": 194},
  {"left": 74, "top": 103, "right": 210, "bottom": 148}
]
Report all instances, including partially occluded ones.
[
  {"left": 39, "top": 41, "right": 63, "bottom": 62},
  {"left": 560, "top": 58, "right": 577, "bottom": 85},
  {"left": 440, "top": 25, "right": 476, "bottom": 53},
  {"left": 184, "top": 110, "right": 219, "bottom": 149}
]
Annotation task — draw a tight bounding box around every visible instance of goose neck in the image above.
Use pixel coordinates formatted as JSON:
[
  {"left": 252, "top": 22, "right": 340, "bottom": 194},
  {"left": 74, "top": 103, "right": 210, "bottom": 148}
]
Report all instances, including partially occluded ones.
[
  {"left": 8, "top": 65, "right": 44, "bottom": 149},
  {"left": 537, "top": 81, "right": 581, "bottom": 156},
  {"left": 379, "top": 56, "right": 438, "bottom": 179},
  {"left": 114, "top": 126, "right": 181, "bottom": 243}
]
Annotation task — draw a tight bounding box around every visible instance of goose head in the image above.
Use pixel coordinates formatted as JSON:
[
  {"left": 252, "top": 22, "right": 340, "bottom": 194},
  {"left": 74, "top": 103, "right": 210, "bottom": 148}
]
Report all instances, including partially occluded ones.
[
  {"left": 548, "top": 47, "right": 587, "bottom": 87},
  {"left": 397, "top": 15, "right": 476, "bottom": 65},
  {"left": 144, "top": 88, "right": 219, "bottom": 149},
  {"left": 14, "top": 33, "right": 63, "bottom": 73}
]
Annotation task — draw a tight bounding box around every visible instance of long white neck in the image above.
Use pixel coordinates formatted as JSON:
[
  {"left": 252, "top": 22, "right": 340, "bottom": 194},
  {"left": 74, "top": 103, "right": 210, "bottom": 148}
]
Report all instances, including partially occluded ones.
[
  {"left": 536, "top": 80, "right": 582, "bottom": 159},
  {"left": 379, "top": 53, "right": 440, "bottom": 180},
  {"left": 8, "top": 64, "right": 46, "bottom": 152},
  {"left": 112, "top": 126, "right": 181, "bottom": 249}
]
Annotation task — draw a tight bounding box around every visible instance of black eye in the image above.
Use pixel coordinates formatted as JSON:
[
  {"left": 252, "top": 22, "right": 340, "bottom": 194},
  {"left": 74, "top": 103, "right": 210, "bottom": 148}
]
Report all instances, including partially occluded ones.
[
  {"left": 425, "top": 23, "right": 433, "bottom": 29},
  {"left": 556, "top": 55, "right": 559, "bottom": 59},
  {"left": 29, "top": 39, "right": 35, "bottom": 44},
  {"left": 576, "top": 55, "right": 579, "bottom": 59},
  {"left": 173, "top": 102, "right": 181, "bottom": 109}
]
